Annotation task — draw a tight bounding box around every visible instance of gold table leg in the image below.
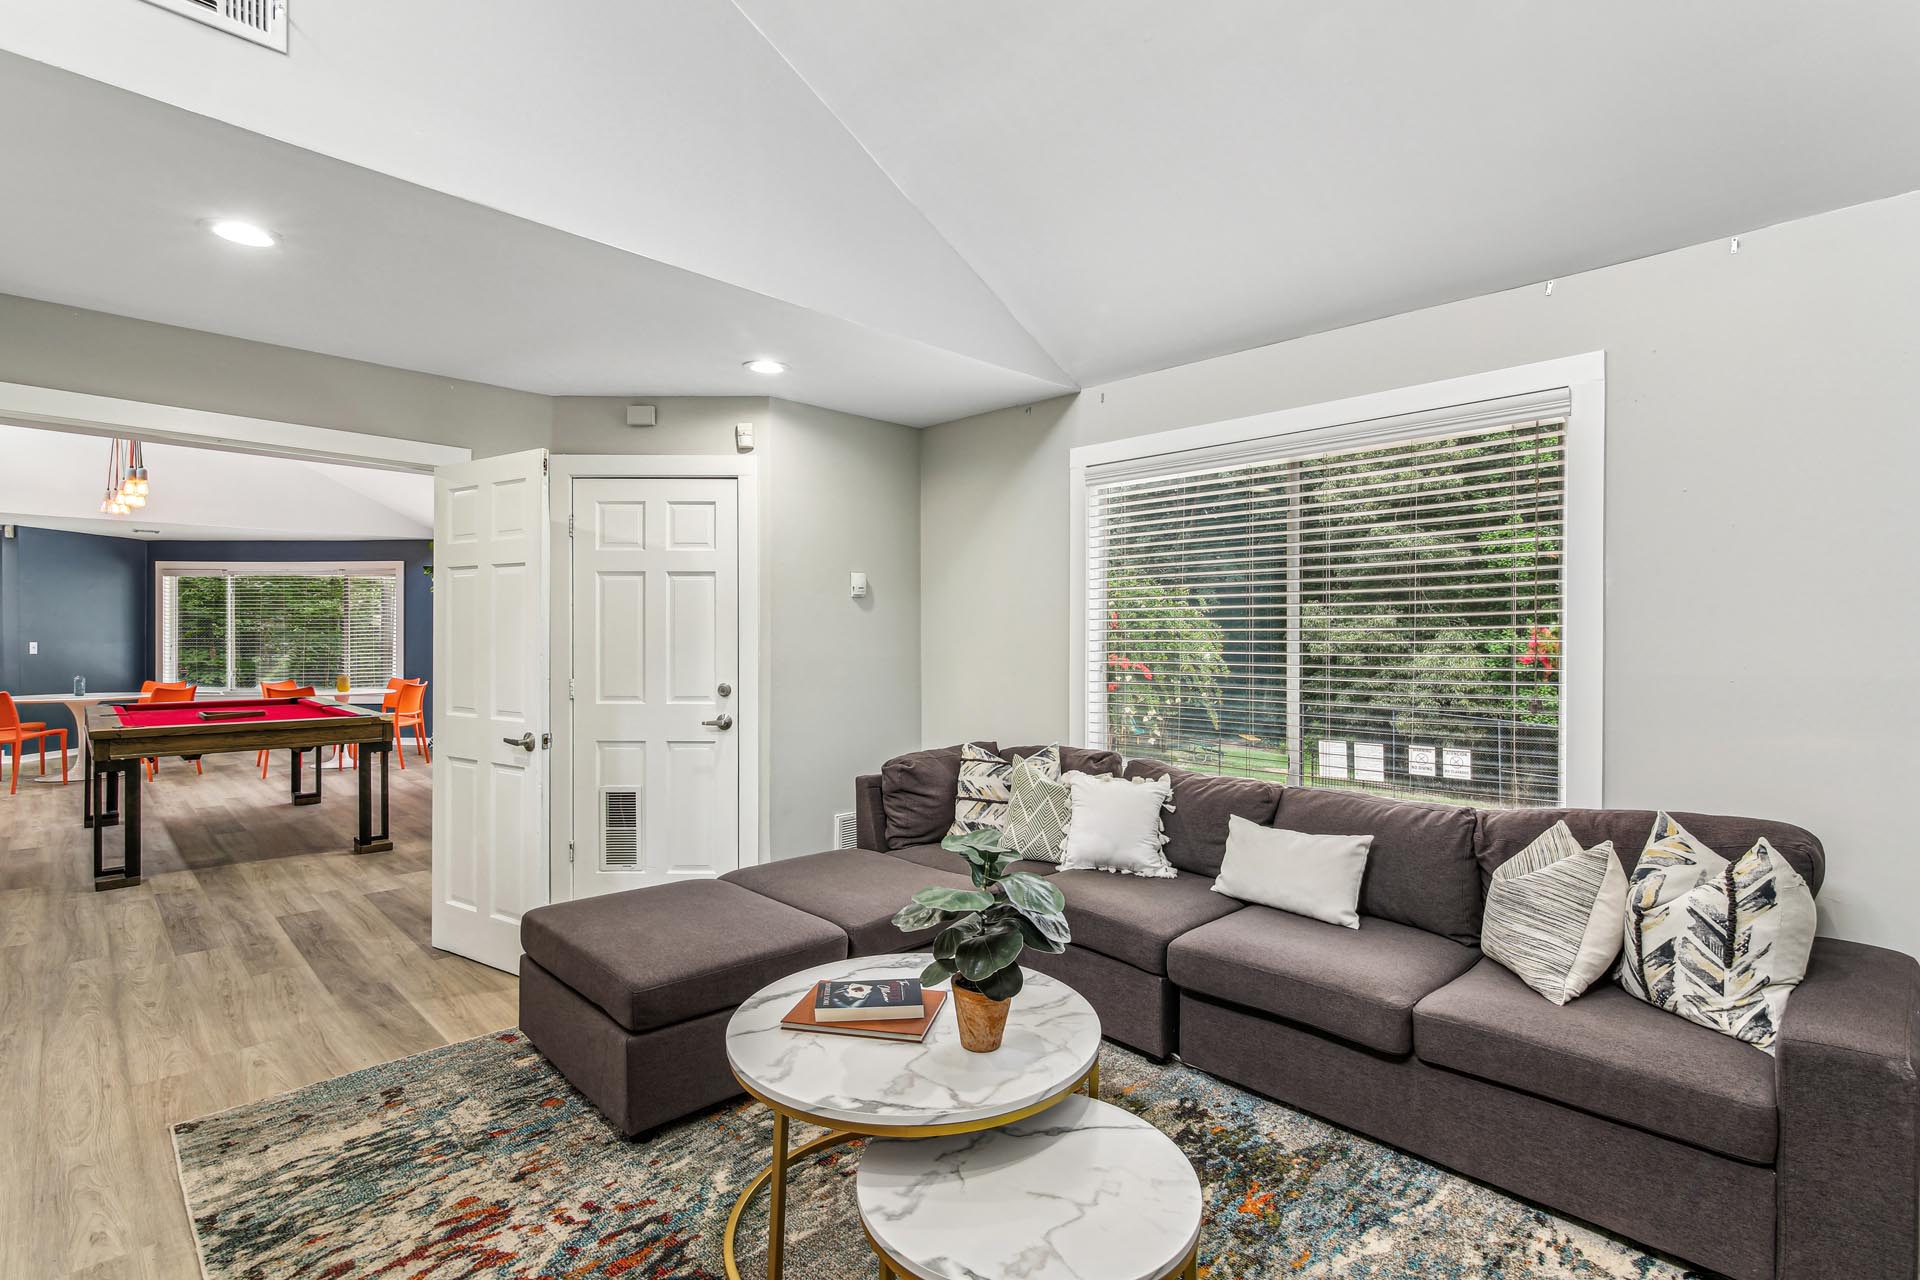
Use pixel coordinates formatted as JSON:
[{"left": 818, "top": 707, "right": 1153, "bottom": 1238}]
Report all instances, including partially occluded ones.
[
  {"left": 1085, "top": 1060, "right": 1100, "bottom": 1100},
  {"left": 722, "top": 1116, "right": 862, "bottom": 1280}
]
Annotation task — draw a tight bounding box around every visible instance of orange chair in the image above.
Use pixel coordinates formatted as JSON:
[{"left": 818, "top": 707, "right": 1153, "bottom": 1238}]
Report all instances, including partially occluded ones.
[
  {"left": 348, "top": 678, "right": 428, "bottom": 770},
  {"left": 1, "top": 691, "right": 69, "bottom": 795},
  {"left": 336, "top": 677, "right": 404, "bottom": 770},
  {"left": 143, "top": 683, "right": 199, "bottom": 780},
  {"left": 257, "top": 681, "right": 317, "bottom": 776}
]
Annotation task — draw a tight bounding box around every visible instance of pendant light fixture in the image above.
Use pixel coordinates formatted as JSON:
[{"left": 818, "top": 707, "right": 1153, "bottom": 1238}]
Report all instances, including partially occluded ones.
[{"left": 99, "top": 438, "right": 152, "bottom": 516}]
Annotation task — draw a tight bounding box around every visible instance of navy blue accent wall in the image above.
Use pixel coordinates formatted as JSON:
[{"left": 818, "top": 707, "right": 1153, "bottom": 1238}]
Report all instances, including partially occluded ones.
[
  {"left": 0, "top": 525, "right": 149, "bottom": 739},
  {"left": 142, "top": 539, "right": 433, "bottom": 729},
  {"left": 0, "top": 528, "right": 433, "bottom": 739}
]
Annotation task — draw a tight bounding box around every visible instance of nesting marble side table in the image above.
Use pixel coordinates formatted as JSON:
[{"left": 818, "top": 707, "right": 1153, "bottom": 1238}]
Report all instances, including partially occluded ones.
[
  {"left": 723, "top": 953, "right": 1103, "bottom": 1280},
  {"left": 857, "top": 1093, "right": 1203, "bottom": 1280}
]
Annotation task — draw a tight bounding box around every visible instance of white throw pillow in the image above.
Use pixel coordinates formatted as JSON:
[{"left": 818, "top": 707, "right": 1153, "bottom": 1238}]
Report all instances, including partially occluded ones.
[
  {"left": 1211, "top": 814, "right": 1371, "bottom": 928},
  {"left": 1618, "top": 813, "right": 1817, "bottom": 1054},
  {"left": 1057, "top": 771, "right": 1176, "bottom": 879},
  {"left": 1480, "top": 821, "right": 1627, "bottom": 1005}
]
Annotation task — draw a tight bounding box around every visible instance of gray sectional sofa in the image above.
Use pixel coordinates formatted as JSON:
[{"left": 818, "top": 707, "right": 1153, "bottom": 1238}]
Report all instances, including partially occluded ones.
[{"left": 519, "top": 741, "right": 1920, "bottom": 1280}]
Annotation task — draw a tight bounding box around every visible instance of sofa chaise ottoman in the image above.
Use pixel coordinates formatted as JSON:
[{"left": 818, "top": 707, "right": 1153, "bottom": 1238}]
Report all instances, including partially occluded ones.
[{"left": 518, "top": 878, "right": 846, "bottom": 1136}]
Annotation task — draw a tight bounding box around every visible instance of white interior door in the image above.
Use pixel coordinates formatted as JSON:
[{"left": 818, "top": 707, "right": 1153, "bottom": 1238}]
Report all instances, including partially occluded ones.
[
  {"left": 432, "top": 449, "right": 550, "bottom": 972},
  {"left": 570, "top": 476, "right": 741, "bottom": 897}
]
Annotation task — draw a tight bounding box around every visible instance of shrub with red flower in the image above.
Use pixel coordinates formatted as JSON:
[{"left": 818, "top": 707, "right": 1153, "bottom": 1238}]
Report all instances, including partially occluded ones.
[{"left": 1518, "top": 624, "right": 1559, "bottom": 676}]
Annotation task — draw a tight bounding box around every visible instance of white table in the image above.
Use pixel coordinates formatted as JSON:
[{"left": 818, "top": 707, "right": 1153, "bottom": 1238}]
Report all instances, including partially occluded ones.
[
  {"left": 8, "top": 692, "right": 140, "bottom": 785},
  {"left": 857, "top": 1093, "right": 1203, "bottom": 1280},
  {"left": 724, "top": 953, "right": 1102, "bottom": 1280}
]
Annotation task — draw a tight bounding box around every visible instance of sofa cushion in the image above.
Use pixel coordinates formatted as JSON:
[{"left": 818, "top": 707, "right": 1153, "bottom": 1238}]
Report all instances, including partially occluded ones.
[
  {"left": 520, "top": 879, "right": 847, "bottom": 1034},
  {"left": 725, "top": 848, "right": 976, "bottom": 954},
  {"left": 1275, "top": 788, "right": 1481, "bottom": 944},
  {"left": 1168, "top": 906, "right": 1478, "bottom": 1054},
  {"left": 1122, "top": 758, "right": 1282, "bottom": 877},
  {"left": 1049, "top": 868, "right": 1244, "bottom": 975},
  {"left": 1476, "top": 806, "right": 1825, "bottom": 895},
  {"left": 882, "top": 843, "right": 1061, "bottom": 879},
  {"left": 1414, "top": 958, "right": 1779, "bottom": 1163},
  {"left": 880, "top": 742, "right": 997, "bottom": 850},
  {"left": 1002, "top": 744, "right": 1124, "bottom": 777}
]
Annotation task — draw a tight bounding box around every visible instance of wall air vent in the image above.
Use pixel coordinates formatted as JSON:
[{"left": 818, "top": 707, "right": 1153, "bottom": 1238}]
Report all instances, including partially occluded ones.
[
  {"left": 601, "top": 788, "right": 640, "bottom": 869},
  {"left": 140, "top": 0, "right": 288, "bottom": 52},
  {"left": 833, "top": 811, "right": 858, "bottom": 850}
]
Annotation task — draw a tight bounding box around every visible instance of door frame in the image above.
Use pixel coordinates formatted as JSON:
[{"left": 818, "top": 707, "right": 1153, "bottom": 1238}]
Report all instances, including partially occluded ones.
[{"left": 547, "top": 455, "right": 763, "bottom": 904}]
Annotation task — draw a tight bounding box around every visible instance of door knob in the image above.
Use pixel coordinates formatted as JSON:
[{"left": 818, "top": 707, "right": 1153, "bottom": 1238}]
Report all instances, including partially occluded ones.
[
  {"left": 702, "top": 714, "right": 734, "bottom": 731},
  {"left": 502, "top": 732, "right": 536, "bottom": 751}
]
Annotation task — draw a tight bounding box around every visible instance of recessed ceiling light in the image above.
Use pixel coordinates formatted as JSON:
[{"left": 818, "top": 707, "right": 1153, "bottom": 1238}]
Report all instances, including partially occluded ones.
[
  {"left": 743, "top": 359, "right": 788, "bottom": 376},
  {"left": 208, "top": 219, "right": 277, "bottom": 248}
]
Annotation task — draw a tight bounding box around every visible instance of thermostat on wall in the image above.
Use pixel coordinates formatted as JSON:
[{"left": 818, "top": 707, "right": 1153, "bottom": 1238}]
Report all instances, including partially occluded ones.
[{"left": 850, "top": 572, "right": 869, "bottom": 599}]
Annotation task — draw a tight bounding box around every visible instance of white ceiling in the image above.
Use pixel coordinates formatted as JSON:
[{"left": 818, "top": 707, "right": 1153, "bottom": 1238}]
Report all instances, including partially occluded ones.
[
  {"left": 0, "top": 424, "right": 432, "bottom": 540},
  {"left": 2, "top": 0, "right": 1918, "bottom": 425}
]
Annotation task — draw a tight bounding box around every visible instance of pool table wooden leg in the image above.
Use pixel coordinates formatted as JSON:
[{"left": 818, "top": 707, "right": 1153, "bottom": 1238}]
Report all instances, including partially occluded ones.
[
  {"left": 93, "top": 760, "right": 142, "bottom": 892},
  {"left": 353, "top": 740, "right": 394, "bottom": 854},
  {"left": 290, "top": 746, "right": 323, "bottom": 806}
]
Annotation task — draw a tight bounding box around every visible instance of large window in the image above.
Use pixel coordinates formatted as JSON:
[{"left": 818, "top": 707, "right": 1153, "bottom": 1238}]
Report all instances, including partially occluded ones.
[
  {"left": 156, "top": 562, "right": 403, "bottom": 694},
  {"left": 1077, "top": 364, "right": 1602, "bottom": 807}
]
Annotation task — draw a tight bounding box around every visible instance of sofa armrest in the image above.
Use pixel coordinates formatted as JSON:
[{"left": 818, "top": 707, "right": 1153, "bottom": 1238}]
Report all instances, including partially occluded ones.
[
  {"left": 1776, "top": 937, "right": 1920, "bottom": 1280},
  {"left": 855, "top": 774, "right": 887, "bottom": 851}
]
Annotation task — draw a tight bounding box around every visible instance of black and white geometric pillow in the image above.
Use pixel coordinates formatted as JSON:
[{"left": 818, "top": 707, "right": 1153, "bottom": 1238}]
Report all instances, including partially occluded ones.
[
  {"left": 1002, "top": 746, "right": 1068, "bottom": 862},
  {"left": 948, "top": 742, "right": 1015, "bottom": 837},
  {"left": 1481, "top": 821, "right": 1626, "bottom": 1005}
]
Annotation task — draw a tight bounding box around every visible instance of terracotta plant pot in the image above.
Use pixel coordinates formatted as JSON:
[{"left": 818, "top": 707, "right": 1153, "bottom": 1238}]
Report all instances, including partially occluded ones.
[{"left": 952, "top": 983, "right": 1011, "bottom": 1053}]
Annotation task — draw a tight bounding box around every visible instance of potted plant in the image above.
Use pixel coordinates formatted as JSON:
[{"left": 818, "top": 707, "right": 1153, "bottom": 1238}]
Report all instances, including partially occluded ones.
[{"left": 891, "top": 829, "right": 1071, "bottom": 1052}]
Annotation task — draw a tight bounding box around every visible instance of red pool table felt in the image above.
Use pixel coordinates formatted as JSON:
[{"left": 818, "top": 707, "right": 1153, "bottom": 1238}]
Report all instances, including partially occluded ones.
[{"left": 109, "top": 697, "right": 363, "bottom": 728}]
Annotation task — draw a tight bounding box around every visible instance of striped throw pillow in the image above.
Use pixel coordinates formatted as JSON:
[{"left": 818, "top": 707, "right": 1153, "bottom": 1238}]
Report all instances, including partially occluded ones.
[
  {"left": 948, "top": 743, "right": 1015, "bottom": 837},
  {"left": 1481, "top": 821, "right": 1627, "bottom": 1005}
]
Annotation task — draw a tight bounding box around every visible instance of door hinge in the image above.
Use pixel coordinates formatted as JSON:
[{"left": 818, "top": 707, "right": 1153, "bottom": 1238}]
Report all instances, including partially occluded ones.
[
  {"left": 542, "top": 454, "right": 549, "bottom": 475},
  {"left": 566, "top": 513, "right": 574, "bottom": 537},
  {"left": 568, "top": 677, "right": 575, "bottom": 701},
  {"left": 568, "top": 840, "right": 575, "bottom": 865}
]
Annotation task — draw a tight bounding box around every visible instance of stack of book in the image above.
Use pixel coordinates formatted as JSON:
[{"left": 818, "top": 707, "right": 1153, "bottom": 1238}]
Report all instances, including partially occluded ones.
[{"left": 780, "top": 978, "right": 946, "bottom": 1042}]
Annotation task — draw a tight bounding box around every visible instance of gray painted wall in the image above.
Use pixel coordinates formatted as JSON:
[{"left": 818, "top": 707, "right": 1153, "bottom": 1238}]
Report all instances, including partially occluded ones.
[
  {"left": 0, "top": 293, "right": 551, "bottom": 457},
  {"left": 549, "top": 396, "right": 922, "bottom": 858},
  {"left": 920, "top": 190, "right": 1920, "bottom": 958}
]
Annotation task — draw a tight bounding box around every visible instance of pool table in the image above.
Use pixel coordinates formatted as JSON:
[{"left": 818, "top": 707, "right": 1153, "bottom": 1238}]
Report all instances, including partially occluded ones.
[{"left": 83, "top": 696, "right": 396, "bottom": 890}]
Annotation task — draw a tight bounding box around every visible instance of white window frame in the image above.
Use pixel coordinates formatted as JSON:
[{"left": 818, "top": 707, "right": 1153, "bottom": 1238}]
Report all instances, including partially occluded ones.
[
  {"left": 1069, "top": 352, "right": 1605, "bottom": 807},
  {"left": 153, "top": 559, "right": 407, "bottom": 698}
]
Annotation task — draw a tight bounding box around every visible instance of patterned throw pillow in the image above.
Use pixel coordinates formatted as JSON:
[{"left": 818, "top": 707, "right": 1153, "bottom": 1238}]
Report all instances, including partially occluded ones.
[
  {"left": 948, "top": 743, "right": 1015, "bottom": 837},
  {"left": 1002, "top": 746, "right": 1068, "bottom": 862},
  {"left": 1619, "top": 813, "right": 1817, "bottom": 1054},
  {"left": 1480, "top": 821, "right": 1627, "bottom": 1005}
]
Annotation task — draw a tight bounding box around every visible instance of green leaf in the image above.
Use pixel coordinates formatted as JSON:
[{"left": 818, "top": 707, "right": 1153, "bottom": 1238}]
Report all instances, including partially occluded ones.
[
  {"left": 973, "top": 963, "right": 1025, "bottom": 1001},
  {"left": 954, "top": 922, "right": 1024, "bottom": 983},
  {"left": 891, "top": 902, "right": 946, "bottom": 932},
  {"left": 941, "top": 828, "right": 1006, "bottom": 858},
  {"left": 1010, "top": 910, "right": 1069, "bottom": 954},
  {"left": 920, "top": 957, "right": 956, "bottom": 988},
  {"left": 1002, "top": 872, "right": 1064, "bottom": 916},
  {"left": 911, "top": 886, "right": 994, "bottom": 913},
  {"left": 931, "top": 917, "right": 981, "bottom": 961}
]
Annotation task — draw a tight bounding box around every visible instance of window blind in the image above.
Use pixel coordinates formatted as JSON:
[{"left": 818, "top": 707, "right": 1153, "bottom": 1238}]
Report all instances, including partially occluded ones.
[
  {"left": 158, "top": 565, "right": 402, "bottom": 693},
  {"left": 1086, "top": 418, "right": 1566, "bottom": 806}
]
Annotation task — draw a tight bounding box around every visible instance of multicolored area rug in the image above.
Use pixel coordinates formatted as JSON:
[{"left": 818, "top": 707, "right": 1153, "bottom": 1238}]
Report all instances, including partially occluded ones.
[{"left": 173, "top": 1030, "right": 1706, "bottom": 1279}]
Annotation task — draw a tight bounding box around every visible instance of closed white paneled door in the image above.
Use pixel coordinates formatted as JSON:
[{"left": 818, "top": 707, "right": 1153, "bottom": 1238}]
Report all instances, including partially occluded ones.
[
  {"left": 570, "top": 477, "right": 741, "bottom": 897},
  {"left": 431, "top": 449, "right": 550, "bottom": 972}
]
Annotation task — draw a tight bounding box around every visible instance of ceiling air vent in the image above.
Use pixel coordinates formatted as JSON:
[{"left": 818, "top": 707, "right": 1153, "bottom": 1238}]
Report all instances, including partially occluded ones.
[
  {"left": 141, "top": 0, "right": 289, "bottom": 52},
  {"left": 601, "top": 789, "right": 640, "bottom": 870}
]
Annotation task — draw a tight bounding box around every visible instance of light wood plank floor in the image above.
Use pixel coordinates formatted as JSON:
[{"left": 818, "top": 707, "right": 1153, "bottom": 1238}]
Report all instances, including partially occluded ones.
[{"left": 0, "top": 749, "right": 517, "bottom": 1280}]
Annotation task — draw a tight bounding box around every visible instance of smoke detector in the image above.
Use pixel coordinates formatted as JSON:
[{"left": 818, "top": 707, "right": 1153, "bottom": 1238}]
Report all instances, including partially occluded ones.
[{"left": 141, "top": 0, "right": 288, "bottom": 53}]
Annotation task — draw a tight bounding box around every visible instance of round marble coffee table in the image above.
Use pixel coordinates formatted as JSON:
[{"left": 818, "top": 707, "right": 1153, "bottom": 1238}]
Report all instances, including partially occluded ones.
[
  {"left": 857, "top": 1094, "right": 1203, "bottom": 1280},
  {"left": 723, "top": 953, "right": 1102, "bottom": 1280}
]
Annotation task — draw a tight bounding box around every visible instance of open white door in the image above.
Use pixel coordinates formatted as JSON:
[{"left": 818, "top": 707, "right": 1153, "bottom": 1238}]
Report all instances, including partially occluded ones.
[{"left": 432, "top": 449, "right": 550, "bottom": 972}]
